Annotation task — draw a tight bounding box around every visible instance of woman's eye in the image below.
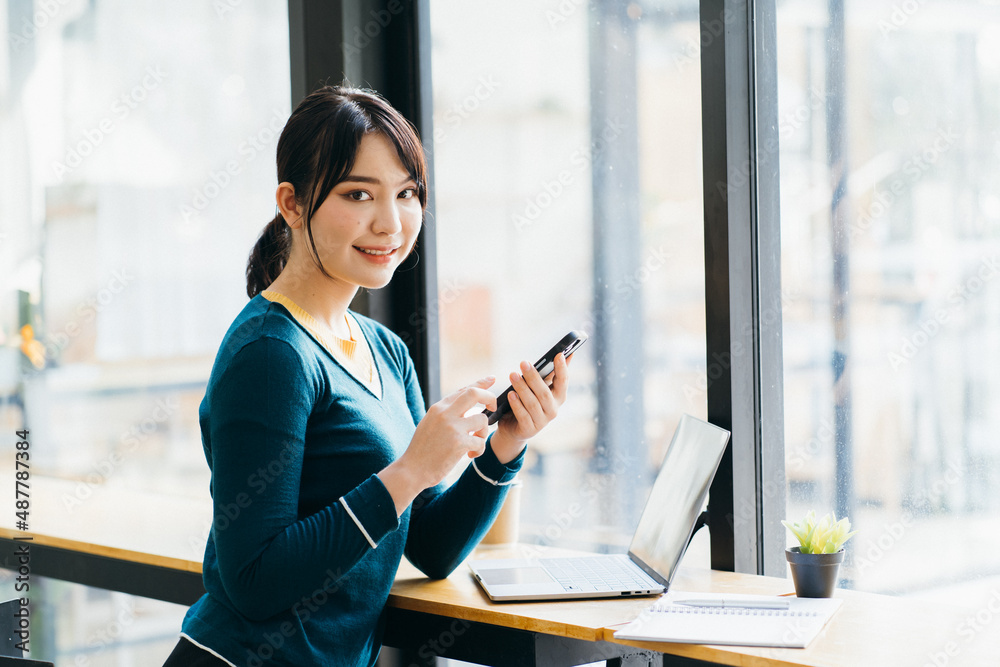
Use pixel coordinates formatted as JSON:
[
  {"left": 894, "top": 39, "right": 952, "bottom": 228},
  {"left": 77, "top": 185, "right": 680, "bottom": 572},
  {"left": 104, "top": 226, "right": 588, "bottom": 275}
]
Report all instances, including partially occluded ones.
[
  {"left": 399, "top": 188, "right": 416, "bottom": 199},
  {"left": 348, "top": 191, "right": 372, "bottom": 201}
]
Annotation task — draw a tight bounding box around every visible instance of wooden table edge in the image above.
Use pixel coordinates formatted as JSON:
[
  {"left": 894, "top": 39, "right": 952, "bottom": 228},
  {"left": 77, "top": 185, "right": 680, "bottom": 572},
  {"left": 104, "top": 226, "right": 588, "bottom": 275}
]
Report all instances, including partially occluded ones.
[
  {"left": 0, "top": 526, "right": 202, "bottom": 574},
  {"left": 601, "top": 630, "right": 818, "bottom": 667},
  {"left": 385, "top": 592, "right": 608, "bottom": 642}
]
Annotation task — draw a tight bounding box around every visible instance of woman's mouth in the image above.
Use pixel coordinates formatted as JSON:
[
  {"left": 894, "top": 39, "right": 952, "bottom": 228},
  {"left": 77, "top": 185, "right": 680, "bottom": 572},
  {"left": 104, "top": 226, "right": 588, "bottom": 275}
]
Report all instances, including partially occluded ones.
[{"left": 354, "top": 246, "right": 397, "bottom": 263}]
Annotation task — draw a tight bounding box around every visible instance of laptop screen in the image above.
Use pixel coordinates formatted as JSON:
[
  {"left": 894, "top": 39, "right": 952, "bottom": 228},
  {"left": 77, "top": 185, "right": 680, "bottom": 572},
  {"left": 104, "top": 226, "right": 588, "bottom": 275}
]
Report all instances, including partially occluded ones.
[{"left": 627, "top": 414, "right": 731, "bottom": 587}]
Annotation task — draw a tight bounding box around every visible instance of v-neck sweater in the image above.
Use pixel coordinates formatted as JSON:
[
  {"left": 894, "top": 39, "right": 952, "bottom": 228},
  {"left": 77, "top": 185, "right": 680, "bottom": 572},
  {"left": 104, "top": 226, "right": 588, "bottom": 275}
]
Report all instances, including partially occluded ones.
[
  {"left": 259, "top": 290, "right": 381, "bottom": 398},
  {"left": 180, "top": 294, "right": 523, "bottom": 667}
]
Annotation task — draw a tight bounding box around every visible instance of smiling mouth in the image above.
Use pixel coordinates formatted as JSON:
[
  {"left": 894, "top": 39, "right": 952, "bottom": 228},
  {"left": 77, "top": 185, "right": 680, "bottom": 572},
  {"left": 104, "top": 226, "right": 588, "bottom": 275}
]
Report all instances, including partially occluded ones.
[{"left": 354, "top": 247, "right": 396, "bottom": 256}]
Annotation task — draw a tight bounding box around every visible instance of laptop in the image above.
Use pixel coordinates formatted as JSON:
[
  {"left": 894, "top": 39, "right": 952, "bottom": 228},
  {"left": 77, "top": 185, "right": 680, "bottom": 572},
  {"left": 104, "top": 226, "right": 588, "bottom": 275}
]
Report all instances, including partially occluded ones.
[{"left": 469, "top": 414, "right": 731, "bottom": 602}]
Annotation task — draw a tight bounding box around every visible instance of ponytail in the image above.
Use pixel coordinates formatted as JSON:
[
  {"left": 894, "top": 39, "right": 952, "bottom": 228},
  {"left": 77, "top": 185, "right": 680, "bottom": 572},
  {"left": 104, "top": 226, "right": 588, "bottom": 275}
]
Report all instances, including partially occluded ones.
[{"left": 245, "top": 214, "right": 291, "bottom": 298}]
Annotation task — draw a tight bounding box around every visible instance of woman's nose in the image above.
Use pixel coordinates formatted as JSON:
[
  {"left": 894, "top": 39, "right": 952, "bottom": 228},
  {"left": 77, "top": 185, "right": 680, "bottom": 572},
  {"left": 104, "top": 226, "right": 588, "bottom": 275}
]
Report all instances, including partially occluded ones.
[{"left": 372, "top": 200, "right": 403, "bottom": 235}]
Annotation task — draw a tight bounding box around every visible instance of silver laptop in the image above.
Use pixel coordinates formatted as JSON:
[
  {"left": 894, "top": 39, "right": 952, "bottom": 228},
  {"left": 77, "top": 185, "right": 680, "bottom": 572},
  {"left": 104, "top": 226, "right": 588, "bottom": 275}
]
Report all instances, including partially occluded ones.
[{"left": 469, "top": 414, "right": 731, "bottom": 602}]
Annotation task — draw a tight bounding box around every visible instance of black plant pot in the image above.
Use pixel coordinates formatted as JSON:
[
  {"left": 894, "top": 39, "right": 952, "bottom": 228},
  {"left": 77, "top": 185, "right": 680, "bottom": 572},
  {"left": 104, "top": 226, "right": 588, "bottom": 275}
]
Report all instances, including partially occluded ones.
[{"left": 785, "top": 547, "right": 844, "bottom": 598}]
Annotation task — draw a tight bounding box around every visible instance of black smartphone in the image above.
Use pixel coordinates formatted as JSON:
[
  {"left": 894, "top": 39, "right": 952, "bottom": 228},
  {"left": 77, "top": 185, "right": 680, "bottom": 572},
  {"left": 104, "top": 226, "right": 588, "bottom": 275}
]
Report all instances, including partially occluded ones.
[{"left": 483, "top": 331, "right": 589, "bottom": 426}]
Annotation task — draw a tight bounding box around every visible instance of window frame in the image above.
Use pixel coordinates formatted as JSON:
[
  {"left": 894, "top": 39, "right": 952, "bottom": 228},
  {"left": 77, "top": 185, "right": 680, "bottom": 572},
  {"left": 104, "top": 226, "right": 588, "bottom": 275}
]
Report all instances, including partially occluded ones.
[
  {"left": 0, "top": 0, "right": 787, "bottom": 602},
  {"left": 700, "top": 0, "right": 786, "bottom": 576}
]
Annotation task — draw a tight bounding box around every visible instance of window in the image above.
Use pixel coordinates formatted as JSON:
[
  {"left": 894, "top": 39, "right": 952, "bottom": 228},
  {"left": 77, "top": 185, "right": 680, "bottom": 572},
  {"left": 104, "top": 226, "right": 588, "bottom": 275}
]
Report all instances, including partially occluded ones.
[
  {"left": 430, "top": 0, "right": 710, "bottom": 558},
  {"left": 1, "top": 0, "right": 289, "bottom": 659},
  {"left": 778, "top": 0, "right": 1000, "bottom": 602}
]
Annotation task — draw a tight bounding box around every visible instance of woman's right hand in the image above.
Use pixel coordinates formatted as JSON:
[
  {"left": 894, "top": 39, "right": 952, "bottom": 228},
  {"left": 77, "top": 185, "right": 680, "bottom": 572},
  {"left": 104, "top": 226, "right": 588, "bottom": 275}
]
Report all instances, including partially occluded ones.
[{"left": 378, "top": 376, "right": 497, "bottom": 515}]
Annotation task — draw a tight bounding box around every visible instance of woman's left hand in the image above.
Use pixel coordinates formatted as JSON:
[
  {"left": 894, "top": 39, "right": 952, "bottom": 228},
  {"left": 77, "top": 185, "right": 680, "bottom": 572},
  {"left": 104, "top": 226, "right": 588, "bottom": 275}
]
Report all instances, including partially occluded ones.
[{"left": 490, "top": 352, "right": 571, "bottom": 464}]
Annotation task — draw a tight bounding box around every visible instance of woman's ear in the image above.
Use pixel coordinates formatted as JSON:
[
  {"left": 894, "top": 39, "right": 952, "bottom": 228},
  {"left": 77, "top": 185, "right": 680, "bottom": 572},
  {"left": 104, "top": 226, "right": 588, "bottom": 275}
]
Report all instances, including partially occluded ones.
[{"left": 276, "top": 182, "right": 303, "bottom": 228}]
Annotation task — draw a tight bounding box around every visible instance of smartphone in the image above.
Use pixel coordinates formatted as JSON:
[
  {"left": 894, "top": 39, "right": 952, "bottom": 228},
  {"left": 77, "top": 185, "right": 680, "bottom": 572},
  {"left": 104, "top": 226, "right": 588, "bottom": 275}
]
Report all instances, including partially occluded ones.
[{"left": 483, "top": 331, "right": 589, "bottom": 426}]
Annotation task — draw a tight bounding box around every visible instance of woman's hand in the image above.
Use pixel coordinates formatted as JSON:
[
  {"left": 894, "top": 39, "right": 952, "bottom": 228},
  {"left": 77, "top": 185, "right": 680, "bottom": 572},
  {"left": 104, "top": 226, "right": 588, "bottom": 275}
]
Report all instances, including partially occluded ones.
[
  {"left": 490, "top": 352, "right": 571, "bottom": 464},
  {"left": 379, "top": 377, "right": 497, "bottom": 515}
]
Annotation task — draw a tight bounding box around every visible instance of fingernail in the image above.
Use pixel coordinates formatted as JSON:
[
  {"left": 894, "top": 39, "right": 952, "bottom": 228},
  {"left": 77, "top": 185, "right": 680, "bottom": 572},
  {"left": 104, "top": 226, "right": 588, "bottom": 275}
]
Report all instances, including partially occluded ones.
[{"left": 483, "top": 375, "right": 495, "bottom": 382}]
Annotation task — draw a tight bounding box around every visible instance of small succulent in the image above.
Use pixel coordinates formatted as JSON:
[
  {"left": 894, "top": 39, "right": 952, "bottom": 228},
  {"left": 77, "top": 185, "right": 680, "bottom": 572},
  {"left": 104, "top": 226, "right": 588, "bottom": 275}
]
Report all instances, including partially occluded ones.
[{"left": 782, "top": 510, "right": 857, "bottom": 554}]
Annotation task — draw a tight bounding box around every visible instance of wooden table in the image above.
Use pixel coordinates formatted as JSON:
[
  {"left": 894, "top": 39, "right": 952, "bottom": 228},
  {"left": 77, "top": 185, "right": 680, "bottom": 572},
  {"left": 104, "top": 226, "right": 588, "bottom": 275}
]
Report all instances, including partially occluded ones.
[
  {"left": 3, "top": 482, "right": 999, "bottom": 667},
  {"left": 0, "top": 471, "right": 211, "bottom": 605},
  {"left": 385, "top": 544, "right": 1000, "bottom": 667}
]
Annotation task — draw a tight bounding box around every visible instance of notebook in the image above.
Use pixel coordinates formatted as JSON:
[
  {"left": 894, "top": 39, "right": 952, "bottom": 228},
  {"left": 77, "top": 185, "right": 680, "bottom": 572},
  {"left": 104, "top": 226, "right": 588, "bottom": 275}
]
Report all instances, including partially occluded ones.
[
  {"left": 613, "top": 591, "right": 842, "bottom": 648},
  {"left": 469, "top": 414, "right": 731, "bottom": 602}
]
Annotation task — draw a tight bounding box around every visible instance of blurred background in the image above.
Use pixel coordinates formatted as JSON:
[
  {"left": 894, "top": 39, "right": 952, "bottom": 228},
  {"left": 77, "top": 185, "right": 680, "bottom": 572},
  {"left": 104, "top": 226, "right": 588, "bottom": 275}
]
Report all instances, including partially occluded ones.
[{"left": 1, "top": 0, "right": 999, "bottom": 663}]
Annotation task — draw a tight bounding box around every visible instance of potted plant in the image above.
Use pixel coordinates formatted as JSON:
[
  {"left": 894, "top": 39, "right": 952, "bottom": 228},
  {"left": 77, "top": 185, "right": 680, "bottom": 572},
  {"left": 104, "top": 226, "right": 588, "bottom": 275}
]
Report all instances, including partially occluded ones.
[{"left": 782, "top": 510, "right": 856, "bottom": 598}]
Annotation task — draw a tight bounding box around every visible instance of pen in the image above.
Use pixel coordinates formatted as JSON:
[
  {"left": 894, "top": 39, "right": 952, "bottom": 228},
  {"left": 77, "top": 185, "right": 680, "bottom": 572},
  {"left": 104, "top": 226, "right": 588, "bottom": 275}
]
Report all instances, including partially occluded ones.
[{"left": 674, "top": 598, "right": 790, "bottom": 610}]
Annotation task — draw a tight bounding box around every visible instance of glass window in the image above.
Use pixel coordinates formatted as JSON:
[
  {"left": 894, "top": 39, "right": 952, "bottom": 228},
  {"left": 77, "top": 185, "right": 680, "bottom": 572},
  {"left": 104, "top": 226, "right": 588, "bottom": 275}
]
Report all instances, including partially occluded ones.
[
  {"left": 0, "top": 0, "right": 288, "bottom": 619},
  {"left": 778, "top": 0, "right": 1000, "bottom": 602},
  {"left": 0, "top": 573, "right": 187, "bottom": 664},
  {"left": 430, "top": 1, "right": 709, "bottom": 559}
]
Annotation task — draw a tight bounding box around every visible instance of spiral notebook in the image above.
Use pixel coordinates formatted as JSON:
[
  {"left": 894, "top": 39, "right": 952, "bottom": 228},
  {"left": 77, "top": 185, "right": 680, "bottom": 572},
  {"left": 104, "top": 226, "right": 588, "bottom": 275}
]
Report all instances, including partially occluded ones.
[{"left": 613, "top": 592, "right": 842, "bottom": 648}]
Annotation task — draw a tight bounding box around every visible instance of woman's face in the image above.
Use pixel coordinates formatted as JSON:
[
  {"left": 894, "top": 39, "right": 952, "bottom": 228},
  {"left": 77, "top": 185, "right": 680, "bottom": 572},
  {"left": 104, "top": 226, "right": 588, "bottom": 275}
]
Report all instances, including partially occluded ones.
[{"left": 303, "top": 132, "right": 422, "bottom": 290}]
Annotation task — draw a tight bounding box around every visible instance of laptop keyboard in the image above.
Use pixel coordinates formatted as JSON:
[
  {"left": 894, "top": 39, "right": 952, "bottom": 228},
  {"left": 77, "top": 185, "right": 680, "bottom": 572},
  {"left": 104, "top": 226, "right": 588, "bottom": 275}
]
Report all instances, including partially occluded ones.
[{"left": 540, "top": 556, "right": 659, "bottom": 594}]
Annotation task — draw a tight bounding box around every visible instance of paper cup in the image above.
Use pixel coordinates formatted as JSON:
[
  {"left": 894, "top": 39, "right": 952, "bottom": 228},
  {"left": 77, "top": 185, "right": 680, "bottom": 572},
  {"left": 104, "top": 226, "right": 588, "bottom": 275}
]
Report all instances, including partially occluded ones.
[{"left": 481, "top": 481, "right": 522, "bottom": 545}]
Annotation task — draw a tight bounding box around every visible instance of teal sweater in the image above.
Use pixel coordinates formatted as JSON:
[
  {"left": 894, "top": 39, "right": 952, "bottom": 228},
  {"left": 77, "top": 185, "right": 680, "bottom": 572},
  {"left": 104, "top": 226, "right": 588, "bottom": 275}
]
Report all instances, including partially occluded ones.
[{"left": 180, "top": 295, "right": 522, "bottom": 667}]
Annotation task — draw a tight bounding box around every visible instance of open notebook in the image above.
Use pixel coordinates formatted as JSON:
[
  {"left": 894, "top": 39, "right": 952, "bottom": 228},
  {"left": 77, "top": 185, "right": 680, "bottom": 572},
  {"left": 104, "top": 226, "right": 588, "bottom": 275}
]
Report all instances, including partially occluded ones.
[{"left": 613, "top": 592, "right": 842, "bottom": 649}]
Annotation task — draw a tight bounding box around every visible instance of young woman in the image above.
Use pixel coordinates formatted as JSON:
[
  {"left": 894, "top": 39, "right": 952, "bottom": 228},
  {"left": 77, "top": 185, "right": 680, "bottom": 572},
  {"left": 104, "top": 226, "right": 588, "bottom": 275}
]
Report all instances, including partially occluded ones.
[{"left": 162, "top": 85, "right": 571, "bottom": 666}]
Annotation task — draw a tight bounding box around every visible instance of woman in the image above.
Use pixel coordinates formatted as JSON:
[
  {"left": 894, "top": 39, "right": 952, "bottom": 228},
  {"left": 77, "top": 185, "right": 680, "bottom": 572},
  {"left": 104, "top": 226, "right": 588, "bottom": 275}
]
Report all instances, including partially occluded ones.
[{"left": 162, "top": 85, "right": 571, "bottom": 666}]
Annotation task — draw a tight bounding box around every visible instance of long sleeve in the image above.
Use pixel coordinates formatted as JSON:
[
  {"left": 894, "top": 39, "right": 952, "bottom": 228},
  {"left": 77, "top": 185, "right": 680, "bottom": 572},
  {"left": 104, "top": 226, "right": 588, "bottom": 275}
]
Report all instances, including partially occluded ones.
[
  {"left": 393, "top": 341, "right": 526, "bottom": 579},
  {"left": 405, "top": 436, "right": 525, "bottom": 578},
  {"left": 185, "top": 300, "right": 439, "bottom": 665},
  {"left": 206, "top": 336, "right": 400, "bottom": 621}
]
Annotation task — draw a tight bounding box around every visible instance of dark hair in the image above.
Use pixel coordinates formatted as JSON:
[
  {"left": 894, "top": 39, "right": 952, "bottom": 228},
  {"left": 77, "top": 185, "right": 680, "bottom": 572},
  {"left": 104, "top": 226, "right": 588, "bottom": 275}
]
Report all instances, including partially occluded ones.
[{"left": 245, "top": 85, "right": 428, "bottom": 298}]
